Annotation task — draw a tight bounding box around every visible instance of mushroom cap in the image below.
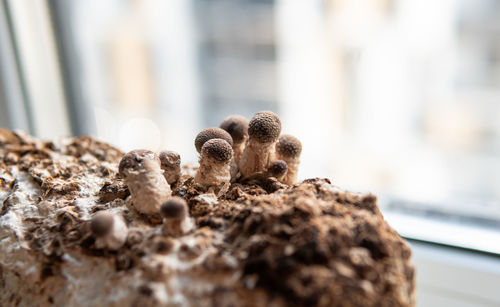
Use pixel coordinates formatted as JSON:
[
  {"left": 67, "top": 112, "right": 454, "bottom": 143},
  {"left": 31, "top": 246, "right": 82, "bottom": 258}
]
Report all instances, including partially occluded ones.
[
  {"left": 90, "top": 212, "right": 115, "bottom": 237},
  {"left": 201, "top": 138, "right": 233, "bottom": 163},
  {"left": 160, "top": 196, "right": 188, "bottom": 219},
  {"left": 159, "top": 150, "right": 181, "bottom": 168},
  {"left": 119, "top": 150, "right": 160, "bottom": 177},
  {"left": 219, "top": 115, "right": 249, "bottom": 144},
  {"left": 248, "top": 111, "right": 281, "bottom": 143},
  {"left": 195, "top": 128, "right": 233, "bottom": 153},
  {"left": 276, "top": 134, "right": 302, "bottom": 159},
  {"left": 267, "top": 160, "right": 288, "bottom": 177}
]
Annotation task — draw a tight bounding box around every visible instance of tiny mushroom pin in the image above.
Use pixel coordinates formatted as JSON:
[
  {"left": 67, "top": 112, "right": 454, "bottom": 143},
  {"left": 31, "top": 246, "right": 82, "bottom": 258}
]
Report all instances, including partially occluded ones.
[
  {"left": 194, "top": 127, "right": 233, "bottom": 154},
  {"left": 239, "top": 111, "right": 281, "bottom": 178},
  {"left": 90, "top": 211, "right": 128, "bottom": 250},
  {"left": 160, "top": 196, "right": 194, "bottom": 236},
  {"left": 266, "top": 159, "right": 288, "bottom": 181},
  {"left": 159, "top": 150, "right": 181, "bottom": 184},
  {"left": 194, "top": 138, "right": 233, "bottom": 193},
  {"left": 275, "top": 134, "right": 302, "bottom": 185},
  {"left": 119, "top": 150, "right": 171, "bottom": 215}
]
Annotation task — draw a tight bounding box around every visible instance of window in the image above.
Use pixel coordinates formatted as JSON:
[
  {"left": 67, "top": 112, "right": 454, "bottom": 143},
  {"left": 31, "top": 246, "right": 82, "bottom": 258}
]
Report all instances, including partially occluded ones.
[{"left": 1, "top": 0, "right": 500, "bottom": 254}]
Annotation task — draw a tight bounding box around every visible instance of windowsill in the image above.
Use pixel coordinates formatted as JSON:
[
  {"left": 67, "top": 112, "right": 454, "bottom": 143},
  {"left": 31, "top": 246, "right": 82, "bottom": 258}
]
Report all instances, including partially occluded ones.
[
  {"left": 383, "top": 210, "right": 500, "bottom": 256},
  {"left": 409, "top": 240, "right": 500, "bottom": 307}
]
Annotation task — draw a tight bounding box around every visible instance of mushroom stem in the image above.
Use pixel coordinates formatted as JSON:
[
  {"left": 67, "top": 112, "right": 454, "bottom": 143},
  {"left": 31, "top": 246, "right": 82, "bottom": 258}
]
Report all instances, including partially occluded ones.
[
  {"left": 282, "top": 158, "right": 299, "bottom": 184},
  {"left": 238, "top": 139, "right": 275, "bottom": 177},
  {"left": 120, "top": 150, "right": 172, "bottom": 215},
  {"left": 159, "top": 150, "right": 181, "bottom": 184}
]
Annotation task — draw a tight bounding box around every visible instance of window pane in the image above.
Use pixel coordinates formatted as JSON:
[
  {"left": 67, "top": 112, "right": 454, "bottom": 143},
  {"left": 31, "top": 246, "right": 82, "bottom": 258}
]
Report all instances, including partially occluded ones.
[{"left": 65, "top": 0, "right": 500, "bottom": 223}]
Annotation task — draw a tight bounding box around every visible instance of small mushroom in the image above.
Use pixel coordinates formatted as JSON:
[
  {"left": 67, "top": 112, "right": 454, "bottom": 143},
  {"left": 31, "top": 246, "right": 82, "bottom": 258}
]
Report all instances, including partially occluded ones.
[
  {"left": 194, "top": 138, "right": 233, "bottom": 193},
  {"left": 119, "top": 150, "right": 171, "bottom": 215},
  {"left": 220, "top": 115, "right": 249, "bottom": 180},
  {"left": 275, "top": 134, "right": 302, "bottom": 184},
  {"left": 219, "top": 115, "right": 249, "bottom": 164},
  {"left": 90, "top": 211, "right": 128, "bottom": 250},
  {"left": 159, "top": 150, "right": 181, "bottom": 184},
  {"left": 160, "top": 197, "right": 194, "bottom": 236},
  {"left": 239, "top": 111, "right": 281, "bottom": 177},
  {"left": 266, "top": 160, "right": 288, "bottom": 181},
  {"left": 194, "top": 128, "right": 233, "bottom": 153}
]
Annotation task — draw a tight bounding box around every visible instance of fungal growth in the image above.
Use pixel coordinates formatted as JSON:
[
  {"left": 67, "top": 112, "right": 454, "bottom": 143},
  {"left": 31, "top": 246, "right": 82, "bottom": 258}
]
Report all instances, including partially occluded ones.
[
  {"left": 220, "top": 115, "right": 249, "bottom": 180},
  {"left": 275, "top": 134, "right": 302, "bottom": 184},
  {"left": 119, "top": 150, "right": 171, "bottom": 215},
  {"left": 238, "top": 111, "right": 281, "bottom": 177},
  {"left": 160, "top": 196, "right": 194, "bottom": 236},
  {"left": 194, "top": 127, "right": 233, "bottom": 153},
  {"left": 159, "top": 150, "right": 181, "bottom": 184},
  {"left": 194, "top": 138, "right": 233, "bottom": 193},
  {"left": 219, "top": 115, "right": 249, "bottom": 164},
  {"left": 90, "top": 211, "right": 128, "bottom": 250},
  {"left": 266, "top": 160, "right": 288, "bottom": 181}
]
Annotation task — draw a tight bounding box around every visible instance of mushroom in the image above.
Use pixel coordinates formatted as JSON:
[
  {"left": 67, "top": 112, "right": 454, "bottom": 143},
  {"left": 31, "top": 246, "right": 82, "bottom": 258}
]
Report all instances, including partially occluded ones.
[
  {"left": 220, "top": 115, "right": 249, "bottom": 180},
  {"left": 160, "top": 196, "right": 194, "bottom": 236},
  {"left": 194, "top": 138, "right": 233, "bottom": 193},
  {"left": 119, "top": 150, "right": 171, "bottom": 215},
  {"left": 275, "top": 134, "right": 302, "bottom": 185},
  {"left": 159, "top": 150, "right": 181, "bottom": 184},
  {"left": 90, "top": 211, "right": 128, "bottom": 250},
  {"left": 266, "top": 160, "right": 288, "bottom": 181},
  {"left": 219, "top": 115, "right": 249, "bottom": 164},
  {"left": 238, "top": 111, "right": 281, "bottom": 178},
  {"left": 194, "top": 128, "right": 233, "bottom": 153}
]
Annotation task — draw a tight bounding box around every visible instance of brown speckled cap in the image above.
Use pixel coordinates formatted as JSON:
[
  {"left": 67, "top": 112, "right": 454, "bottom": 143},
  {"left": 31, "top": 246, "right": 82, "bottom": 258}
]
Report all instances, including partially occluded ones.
[
  {"left": 219, "top": 115, "right": 249, "bottom": 144},
  {"left": 195, "top": 128, "right": 233, "bottom": 153},
  {"left": 90, "top": 212, "right": 114, "bottom": 237},
  {"left": 160, "top": 197, "right": 187, "bottom": 219},
  {"left": 159, "top": 150, "right": 181, "bottom": 168},
  {"left": 248, "top": 111, "right": 281, "bottom": 143},
  {"left": 201, "top": 139, "right": 233, "bottom": 163},
  {"left": 119, "top": 150, "right": 159, "bottom": 176},
  {"left": 276, "top": 135, "right": 302, "bottom": 159},
  {"left": 268, "top": 160, "right": 288, "bottom": 177}
]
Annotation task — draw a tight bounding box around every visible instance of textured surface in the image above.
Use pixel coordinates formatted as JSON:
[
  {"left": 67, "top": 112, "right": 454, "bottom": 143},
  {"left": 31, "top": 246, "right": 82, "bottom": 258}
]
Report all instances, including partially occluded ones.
[{"left": 0, "top": 129, "right": 415, "bottom": 306}]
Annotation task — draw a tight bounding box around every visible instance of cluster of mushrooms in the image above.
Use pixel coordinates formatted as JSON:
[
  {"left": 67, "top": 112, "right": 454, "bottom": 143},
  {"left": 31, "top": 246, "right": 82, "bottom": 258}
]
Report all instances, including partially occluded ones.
[{"left": 90, "top": 111, "right": 302, "bottom": 250}]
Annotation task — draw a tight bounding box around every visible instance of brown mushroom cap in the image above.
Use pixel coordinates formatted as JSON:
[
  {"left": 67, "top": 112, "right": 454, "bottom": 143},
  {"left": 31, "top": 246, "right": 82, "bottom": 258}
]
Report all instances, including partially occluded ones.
[
  {"left": 160, "top": 197, "right": 187, "bottom": 219},
  {"left": 119, "top": 150, "right": 159, "bottom": 177},
  {"left": 276, "top": 134, "right": 302, "bottom": 159},
  {"left": 248, "top": 111, "right": 281, "bottom": 143},
  {"left": 194, "top": 128, "right": 233, "bottom": 153},
  {"left": 219, "top": 115, "right": 249, "bottom": 144},
  {"left": 201, "top": 138, "right": 233, "bottom": 163},
  {"left": 267, "top": 160, "right": 288, "bottom": 177},
  {"left": 90, "top": 212, "right": 115, "bottom": 237},
  {"left": 159, "top": 150, "right": 181, "bottom": 168}
]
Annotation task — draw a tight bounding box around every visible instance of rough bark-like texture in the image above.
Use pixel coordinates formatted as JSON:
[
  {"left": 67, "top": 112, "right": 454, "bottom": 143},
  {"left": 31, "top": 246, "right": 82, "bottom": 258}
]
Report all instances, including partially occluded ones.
[{"left": 0, "top": 129, "right": 415, "bottom": 307}]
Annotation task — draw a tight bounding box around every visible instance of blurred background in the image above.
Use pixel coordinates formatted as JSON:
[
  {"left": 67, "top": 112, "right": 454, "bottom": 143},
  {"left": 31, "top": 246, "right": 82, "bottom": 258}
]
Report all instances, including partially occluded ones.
[{"left": 1, "top": 0, "right": 499, "bottom": 306}]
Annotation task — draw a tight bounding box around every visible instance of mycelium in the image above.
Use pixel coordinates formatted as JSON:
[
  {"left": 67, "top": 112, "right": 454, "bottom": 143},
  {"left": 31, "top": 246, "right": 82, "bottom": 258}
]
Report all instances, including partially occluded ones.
[
  {"left": 275, "top": 134, "right": 302, "bottom": 185},
  {"left": 119, "top": 150, "right": 171, "bottom": 215},
  {"left": 239, "top": 111, "right": 281, "bottom": 178},
  {"left": 220, "top": 115, "right": 249, "bottom": 180},
  {"left": 159, "top": 150, "right": 181, "bottom": 184},
  {"left": 90, "top": 211, "right": 128, "bottom": 250},
  {"left": 194, "top": 138, "right": 233, "bottom": 193},
  {"left": 160, "top": 196, "right": 194, "bottom": 236}
]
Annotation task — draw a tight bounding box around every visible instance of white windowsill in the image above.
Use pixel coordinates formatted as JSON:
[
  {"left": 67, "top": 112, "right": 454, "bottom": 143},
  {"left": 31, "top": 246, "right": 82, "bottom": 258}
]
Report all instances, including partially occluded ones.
[{"left": 384, "top": 211, "right": 500, "bottom": 256}]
